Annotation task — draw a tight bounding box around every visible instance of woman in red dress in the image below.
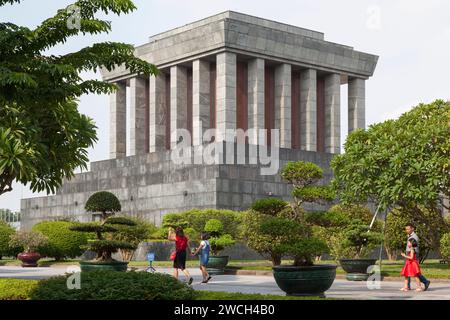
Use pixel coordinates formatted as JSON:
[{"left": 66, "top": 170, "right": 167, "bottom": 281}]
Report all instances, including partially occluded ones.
[{"left": 400, "top": 239, "right": 423, "bottom": 292}]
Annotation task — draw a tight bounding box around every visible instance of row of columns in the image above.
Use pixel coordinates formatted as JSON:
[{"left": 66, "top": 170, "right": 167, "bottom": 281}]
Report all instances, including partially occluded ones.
[{"left": 110, "top": 52, "right": 365, "bottom": 158}]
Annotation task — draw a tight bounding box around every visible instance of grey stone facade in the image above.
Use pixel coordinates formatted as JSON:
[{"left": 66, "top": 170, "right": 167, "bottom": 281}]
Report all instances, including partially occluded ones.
[
  {"left": 21, "top": 145, "right": 333, "bottom": 230},
  {"left": 21, "top": 11, "right": 378, "bottom": 229}
]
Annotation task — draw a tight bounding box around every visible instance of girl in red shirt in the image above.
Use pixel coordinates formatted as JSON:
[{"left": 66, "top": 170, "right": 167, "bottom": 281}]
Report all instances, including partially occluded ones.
[{"left": 168, "top": 226, "right": 193, "bottom": 285}]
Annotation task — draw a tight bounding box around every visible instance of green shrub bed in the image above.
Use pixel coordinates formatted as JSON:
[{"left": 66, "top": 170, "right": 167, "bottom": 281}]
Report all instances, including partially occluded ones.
[
  {"left": 0, "top": 279, "right": 38, "bottom": 300},
  {"left": 31, "top": 271, "right": 194, "bottom": 300}
]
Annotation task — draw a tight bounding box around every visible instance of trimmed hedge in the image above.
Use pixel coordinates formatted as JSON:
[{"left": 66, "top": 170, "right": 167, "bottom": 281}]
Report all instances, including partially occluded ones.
[
  {"left": 85, "top": 191, "right": 121, "bottom": 215},
  {"left": 0, "top": 221, "right": 21, "bottom": 258},
  {"left": 162, "top": 209, "right": 243, "bottom": 239},
  {"left": 31, "top": 271, "right": 194, "bottom": 300},
  {"left": 0, "top": 279, "right": 38, "bottom": 300},
  {"left": 32, "top": 221, "right": 88, "bottom": 260}
]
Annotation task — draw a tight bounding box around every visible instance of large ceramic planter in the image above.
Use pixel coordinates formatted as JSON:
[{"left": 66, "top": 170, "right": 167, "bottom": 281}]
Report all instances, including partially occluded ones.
[
  {"left": 17, "top": 252, "right": 41, "bottom": 267},
  {"left": 79, "top": 260, "right": 129, "bottom": 272},
  {"left": 272, "top": 265, "right": 337, "bottom": 297},
  {"left": 339, "top": 259, "right": 377, "bottom": 281},
  {"left": 206, "top": 256, "right": 229, "bottom": 275}
]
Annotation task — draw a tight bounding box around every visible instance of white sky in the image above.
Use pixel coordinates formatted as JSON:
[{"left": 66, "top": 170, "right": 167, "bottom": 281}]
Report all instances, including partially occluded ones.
[{"left": 1, "top": 0, "right": 449, "bottom": 211}]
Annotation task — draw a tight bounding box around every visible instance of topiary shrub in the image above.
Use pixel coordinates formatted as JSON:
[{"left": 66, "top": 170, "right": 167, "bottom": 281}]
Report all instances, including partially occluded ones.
[
  {"left": 0, "top": 221, "right": 21, "bottom": 259},
  {"left": 32, "top": 221, "right": 88, "bottom": 261},
  {"left": 251, "top": 198, "right": 288, "bottom": 216},
  {"left": 70, "top": 218, "right": 136, "bottom": 262},
  {"left": 110, "top": 216, "right": 152, "bottom": 261},
  {"left": 162, "top": 209, "right": 243, "bottom": 240},
  {"left": 30, "top": 271, "right": 194, "bottom": 300},
  {"left": 306, "top": 204, "right": 382, "bottom": 260},
  {"left": 440, "top": 233, "right": 450, "bottom": 264},
  {"left": 70, "top": 193, "right": 138, "bottom": 263},
  {"left": 85, "top": 191, "right": 121, "bottom": 219},
  {"left": 204, "top": 219, "right": 235, "bottom": 256}
]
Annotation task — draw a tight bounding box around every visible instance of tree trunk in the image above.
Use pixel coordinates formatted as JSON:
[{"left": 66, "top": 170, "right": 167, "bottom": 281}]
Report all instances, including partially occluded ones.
[{"left": 271, "top": 254, "right": 282, "bottom": 266}]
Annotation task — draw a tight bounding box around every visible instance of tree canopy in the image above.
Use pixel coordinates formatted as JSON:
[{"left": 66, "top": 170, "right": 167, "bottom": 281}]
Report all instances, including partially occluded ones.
[
  {"left": 332, "top": 100, "right": 450, "bottom": 213},
  {"left": 0, "top": 0, "right": 157, "bottom": 196}
]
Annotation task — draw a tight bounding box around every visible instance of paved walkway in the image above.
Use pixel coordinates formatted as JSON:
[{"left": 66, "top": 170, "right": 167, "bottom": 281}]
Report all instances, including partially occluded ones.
[{"left": 1, "top": 266, "right": 449, "bottom": 300}]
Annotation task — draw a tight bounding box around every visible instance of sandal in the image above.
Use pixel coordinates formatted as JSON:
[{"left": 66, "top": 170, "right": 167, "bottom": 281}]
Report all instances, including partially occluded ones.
[
  {"left": 400, "top": 287, "right": 410, "bottom": 292},
  {"left": 415, "top": 288, "right": 424, "bottom": 292}
]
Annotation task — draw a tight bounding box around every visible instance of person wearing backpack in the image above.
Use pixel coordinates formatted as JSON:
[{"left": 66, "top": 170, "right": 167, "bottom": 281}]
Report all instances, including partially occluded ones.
[{"left": 192, "top": 232, "right": 212, "bottom": 283}]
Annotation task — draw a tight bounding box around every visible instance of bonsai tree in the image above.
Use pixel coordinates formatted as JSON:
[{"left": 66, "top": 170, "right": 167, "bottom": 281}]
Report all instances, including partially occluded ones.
[
  {"left": 70, "top": 192, "right": 136, "bottom": 262},
  {"left": 243, "top": 162, "right": 333, "bottom": 267},
  {"left": 280, "top": 161, "right": 333, "bottom": 266},
  {"left": 9, "top": 231, "right": 48, "bottom": 254},
  {"left": 204, "top": 219, "right": 235, "bottom": 256},
  {"left": 111, "top": 216, "right": 152, "bottom": 261},
  {"left": 339, "top": 220, "right": 383, "bottom": 259},
  {"left": 309, "top": 204, "right": 382, "bottom": 260},
  {"left": 259, "top": 215, "right": 328, "bottom": 266},
  {"left": 243, "top": 198, "right": 290, "bottom": 265},
  {"left": 281, "top": 161, "right": 335, "bottom": 223},
  {"left": 84, "top": 191, "right": 122, "bottom": 220}
]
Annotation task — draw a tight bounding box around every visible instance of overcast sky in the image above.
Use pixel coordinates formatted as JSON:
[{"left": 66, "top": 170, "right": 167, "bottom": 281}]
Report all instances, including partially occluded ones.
[{"left": 1, "top": 0, "right": 449, "bottom": 211}]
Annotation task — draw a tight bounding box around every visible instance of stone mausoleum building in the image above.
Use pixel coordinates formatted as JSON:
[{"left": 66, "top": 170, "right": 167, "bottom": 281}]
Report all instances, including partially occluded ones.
[{"left": 21, "top": 11, "right": 378, "bottom": 229}]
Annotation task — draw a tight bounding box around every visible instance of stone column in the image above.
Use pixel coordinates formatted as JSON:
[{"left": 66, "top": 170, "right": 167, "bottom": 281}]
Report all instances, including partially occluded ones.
[
  {"left": 192, "top": 60, "right": 210, "bottom": 146},
  {"left": 110, "top": 81, "right": 127, "bottom": 158},
  {"left": 149, "top": 74, "right": 167, "bottom": 153},
  {"left": 300, "top": 69, "right": 317, "bottom": 151},
  {"left": 274, "top": 63, "right": 292, "bottom": 148},
  {"left": 129, "top": 77, "right": 147, "bottom": 156},
  {"left": 170, "top": 65, "right": 188, "bottom": 149},
  {"left": 216, "top": 52, "right": 237, "bottom": 141},
  {"left": 348, "top": 78, "right": 366, "bottom": 132},
  {"left": 324, "top": 73, "right": 341, "bottom": 154},
  {"left": 247, "top": 58, "right": 265, "bottom": 145}
]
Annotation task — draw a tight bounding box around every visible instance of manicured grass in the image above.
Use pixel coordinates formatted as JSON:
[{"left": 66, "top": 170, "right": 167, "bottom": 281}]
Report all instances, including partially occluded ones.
[
  {"left": 194, "top": 290, "right": 333, "bottom": 300},
  {"left": 0, "top": 279, "right": 38, "bottom": 300}
]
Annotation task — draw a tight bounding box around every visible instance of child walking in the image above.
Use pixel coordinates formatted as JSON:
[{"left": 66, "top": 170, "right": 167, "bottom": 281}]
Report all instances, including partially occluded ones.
[
  {"left": 192, "top": 232, "right": 212, "bottom": 284},
  {"left": 400, "top": 239, "right": 423, "bottom": 292}
]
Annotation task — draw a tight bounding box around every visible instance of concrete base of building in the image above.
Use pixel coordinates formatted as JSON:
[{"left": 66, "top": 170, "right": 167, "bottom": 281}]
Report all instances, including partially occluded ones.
[{"left": 20, "top": 143, "right": 334, "bottom": 230}]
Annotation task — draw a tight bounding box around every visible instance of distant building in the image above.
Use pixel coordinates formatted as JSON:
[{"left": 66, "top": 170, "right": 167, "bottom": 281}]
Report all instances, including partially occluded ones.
[{"left": 21, "top": 11, "right": 378, "bottom": 229}]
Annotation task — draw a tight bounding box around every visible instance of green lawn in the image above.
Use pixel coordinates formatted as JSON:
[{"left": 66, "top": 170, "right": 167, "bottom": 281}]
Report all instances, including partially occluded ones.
[{"left": 2, "top": 257, "right": 448, "bottom": 279}]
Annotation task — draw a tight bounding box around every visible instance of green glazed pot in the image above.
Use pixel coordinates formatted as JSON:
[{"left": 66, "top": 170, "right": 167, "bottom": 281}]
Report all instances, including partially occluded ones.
[
  {"left": 206, "top": 256, "right": 229, "bottom": 275},
  {"left": 79, "top": 260, "right": 129, "bottom": 272},
  {"left": 272, "top": 264, "right": 337, "bottom": 297},
  {"left": 339, "top": 259, "right": 377, "bottom": 281}
]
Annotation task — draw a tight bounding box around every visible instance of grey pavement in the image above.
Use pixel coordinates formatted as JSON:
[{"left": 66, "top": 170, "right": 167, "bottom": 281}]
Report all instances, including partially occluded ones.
[{"left": 1, "top": 266, "right": 449, "bottom": 300}]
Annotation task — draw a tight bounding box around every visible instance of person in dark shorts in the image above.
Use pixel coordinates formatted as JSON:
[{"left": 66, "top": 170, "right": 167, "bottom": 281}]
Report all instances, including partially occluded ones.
[
  {"left": 192, "top": 232, "right": 212, "bottom": 283},
  {"left": 168, "top": 226, "right": 193, "bottom": 285}
]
